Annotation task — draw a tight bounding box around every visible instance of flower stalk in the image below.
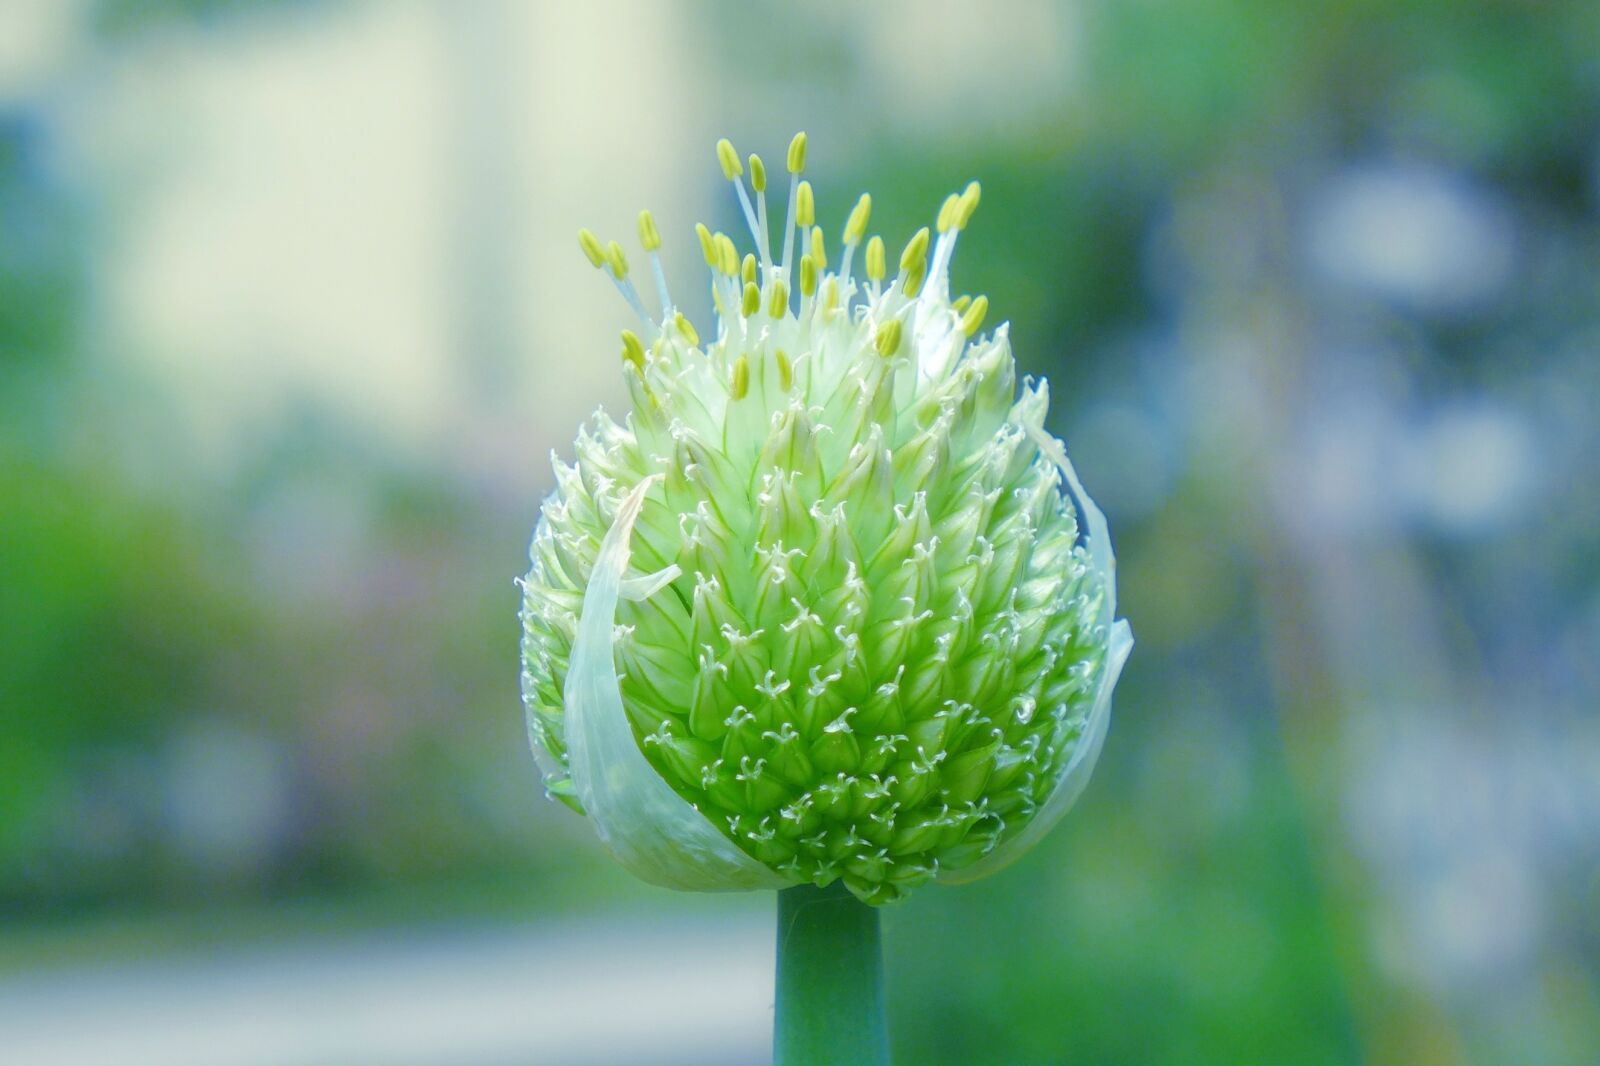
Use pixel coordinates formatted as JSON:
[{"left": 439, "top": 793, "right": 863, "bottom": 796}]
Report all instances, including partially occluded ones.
[{"left": 775, "top": 882, "right": 889, "bottom": 1066}]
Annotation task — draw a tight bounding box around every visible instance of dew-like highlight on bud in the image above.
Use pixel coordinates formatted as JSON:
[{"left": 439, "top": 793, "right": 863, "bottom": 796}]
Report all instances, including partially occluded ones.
[{"left": 521, "top": 133, "right": 1131, "bottom": 904}]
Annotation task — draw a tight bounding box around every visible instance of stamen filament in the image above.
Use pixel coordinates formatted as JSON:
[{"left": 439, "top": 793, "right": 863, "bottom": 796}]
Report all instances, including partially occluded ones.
[
  {"left": 750, "top": 153, "right": 774, "bottom": 274},
  {"left": 650, "top": 254, "right": 673, "bottom": 318},
  {"left": 780, "top": 173, "right": 799, "bottom": 281},
  {"left": 733, "top": 180, "right": 763, "bottom": 261},
  {"left": 755, "top": 189, "right": 773, "bottom": 277},
  {"left": 613, "top": 276, "right": 652, "bottom": 329},
  {"left": 638, "top": 210, "right": 673, "bottom": 316}
]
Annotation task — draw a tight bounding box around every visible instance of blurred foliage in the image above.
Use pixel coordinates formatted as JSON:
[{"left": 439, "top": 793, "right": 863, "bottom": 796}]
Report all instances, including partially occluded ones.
[
  {"left": 888, "top": 742, "right": 1356, "bottom": 1065},
  {"left": 90, "top": 0, "right": 320, "bottom": 39}
]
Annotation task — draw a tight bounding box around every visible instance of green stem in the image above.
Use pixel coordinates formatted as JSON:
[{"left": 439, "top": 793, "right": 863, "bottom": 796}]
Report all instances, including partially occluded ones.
[{"left": 774, "top": 881, "right": 889, "bottom": 1065}]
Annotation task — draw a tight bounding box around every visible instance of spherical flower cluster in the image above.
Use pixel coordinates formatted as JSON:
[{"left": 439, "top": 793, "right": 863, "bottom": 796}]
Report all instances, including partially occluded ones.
[{"left": 519, "top": 134, "right": 1131, "bottom": 904}]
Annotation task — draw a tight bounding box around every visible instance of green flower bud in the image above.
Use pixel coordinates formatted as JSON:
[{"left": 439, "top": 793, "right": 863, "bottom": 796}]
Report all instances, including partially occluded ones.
[{"left": 520, "top": 136, "right": 1131, "bottom": 905}]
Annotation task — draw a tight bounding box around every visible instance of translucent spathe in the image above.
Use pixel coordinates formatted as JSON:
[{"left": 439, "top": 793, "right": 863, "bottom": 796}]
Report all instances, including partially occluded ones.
[
  {"left": 938, "top": 425, "right": 1132, "bottom": 883},
  {"left": 564, "top": 476, "right": 790, "bottom": 891}
]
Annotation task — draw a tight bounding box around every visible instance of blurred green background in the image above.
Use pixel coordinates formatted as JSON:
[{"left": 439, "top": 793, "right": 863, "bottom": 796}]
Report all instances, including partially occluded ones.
[{"left": 3, "top": 0, "right": 1598, "bottom": 1063}]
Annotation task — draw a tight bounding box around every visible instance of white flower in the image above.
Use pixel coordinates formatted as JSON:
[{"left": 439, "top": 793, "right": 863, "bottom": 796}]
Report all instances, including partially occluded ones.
[{"left": 520, "top": 134, "right": 1132, "bottom": 904}]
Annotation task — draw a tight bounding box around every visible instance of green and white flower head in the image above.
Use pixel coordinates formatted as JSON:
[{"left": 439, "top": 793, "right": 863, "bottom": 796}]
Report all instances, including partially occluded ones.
[{"left": 520, "top": 134, "right": 1132, "bottom": 905}]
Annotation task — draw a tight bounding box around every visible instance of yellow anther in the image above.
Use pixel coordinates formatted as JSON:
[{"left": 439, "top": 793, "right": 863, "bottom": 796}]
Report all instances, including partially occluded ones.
[
  {"left": 716, "top": 138, "right": 742, "bottom": 181},
  {"left": 903, "top": 260, "right": 926, "bottom": 299},
  {"left": 742, "top": 280, "right": 760, "bottom": 317},
  {"left": 637, "top": 210, "right": 661, "bottom": 252},
  {"left": 730, "top": 355, "right": 750, "bottom": 400},
  {"left": 620, "top": 329, "right": 646, "bottom": 369},
  {"left": 674, "top": 311, "right": 699, "bottom": 347},
  {"left": 936, "top": 193, "right": 960, "bottom": 234},
  {"left": 741, "top": 253, "right": 758, "bottom": 286},
  {"left": 952, "top": 294, "right": 972, "bottom": 314},
  {"left": 768, "top": 279, "right": 788, "bottom": 317},
  {"left": 874, "top": 319, "right": 903, "bottom": 358},
  {"left": 865, "top": 236, "right": 886, "bottom": 282},
  {"left": 956, "top": 181, "right": 981, "bottom": 228},
  {"left": 776, "top": 349, "right": 793, "bottom": 390},
  {"left": 605, "top": 240, "right": 629, "bottom": 278},
  {"left": 696, "top": 223, "right": 717, "bottom": 267},
  {"left": 796, "top": 181, "right": 815, "bottom": 228},
  {"left": 799, "top": 254, "right": 818, "bottom": 297},
  {"left": 786, "top": 132, "right": 807, "bottom": 175},
  {"left": 843, "top": 193, "right": 872, "bottom": 245},
  {"left": 715, "top": 233, "right": 739, "bottom": 276},
  {"left": 899, "top": 227, "right": 930, "bottom": 274},
  {"left": 748, "top": 153, "right": 767, "bottom": 193},
  {"left": 810, "top": 226, "right": 827, "bottom": 271},
  {"left": 578, "top": 228, "right": 606, "bottom": 268},
  {"left": 960, "top": 294, "right": 989, "bottom": 336},
  {"left": 823, "top": 277, "right": 839, "bottom": 313}
]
